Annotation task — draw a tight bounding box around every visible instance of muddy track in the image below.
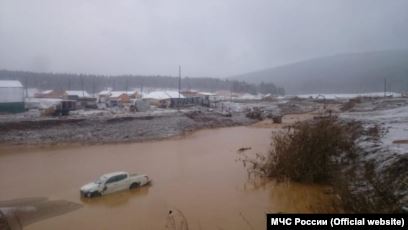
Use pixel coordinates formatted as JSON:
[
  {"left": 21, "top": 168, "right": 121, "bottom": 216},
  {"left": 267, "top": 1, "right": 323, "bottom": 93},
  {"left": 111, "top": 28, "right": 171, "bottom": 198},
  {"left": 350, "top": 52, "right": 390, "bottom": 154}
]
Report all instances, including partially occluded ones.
[{"left": 0, "top": 118, "right": 86, "bottom": 131}]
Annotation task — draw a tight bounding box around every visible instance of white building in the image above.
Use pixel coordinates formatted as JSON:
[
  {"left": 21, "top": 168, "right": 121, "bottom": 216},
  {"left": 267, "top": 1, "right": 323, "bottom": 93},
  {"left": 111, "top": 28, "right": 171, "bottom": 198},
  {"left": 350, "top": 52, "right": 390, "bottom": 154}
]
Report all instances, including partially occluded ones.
[
  {"left": 143, "top": 90, "right": 184, "bottom": 108},
  {"left": 0, "top": 80, "right": 25, "bottom": 113}
]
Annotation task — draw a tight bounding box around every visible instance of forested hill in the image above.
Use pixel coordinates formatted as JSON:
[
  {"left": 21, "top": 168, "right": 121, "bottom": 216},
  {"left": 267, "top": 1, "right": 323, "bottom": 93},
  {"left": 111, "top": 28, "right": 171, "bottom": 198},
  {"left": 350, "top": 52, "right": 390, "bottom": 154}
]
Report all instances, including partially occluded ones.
[
  {"left": 0, "top": 70, "right": 284, "bottom": 95},
  {"left": 233, "top": 50, "right": 408, "bottom": 94}
]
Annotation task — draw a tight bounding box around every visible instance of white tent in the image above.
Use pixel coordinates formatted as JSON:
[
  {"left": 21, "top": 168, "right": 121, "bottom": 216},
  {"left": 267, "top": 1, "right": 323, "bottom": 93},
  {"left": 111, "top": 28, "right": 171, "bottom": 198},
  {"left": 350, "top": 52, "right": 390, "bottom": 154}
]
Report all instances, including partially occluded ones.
[
  {"left": 143, "top": 91, "right": 184, "bottom": 100},
  {"left": 66, "top": 90, "right": 90, "bottom": 98}
]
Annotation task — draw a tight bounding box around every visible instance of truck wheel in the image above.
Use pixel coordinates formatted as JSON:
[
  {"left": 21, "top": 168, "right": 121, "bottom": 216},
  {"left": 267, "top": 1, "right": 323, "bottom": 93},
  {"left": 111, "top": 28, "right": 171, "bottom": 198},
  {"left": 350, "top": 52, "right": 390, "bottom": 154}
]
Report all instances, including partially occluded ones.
[{"left": 129, "top": 183, "right": 140, "bottom": 190}]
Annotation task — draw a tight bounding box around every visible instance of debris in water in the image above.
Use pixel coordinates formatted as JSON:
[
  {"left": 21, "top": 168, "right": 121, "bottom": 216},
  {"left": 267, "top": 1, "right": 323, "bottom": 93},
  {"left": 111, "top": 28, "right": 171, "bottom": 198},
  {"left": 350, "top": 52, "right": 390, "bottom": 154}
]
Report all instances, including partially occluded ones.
[
  {"left": 0, "top": 197, "right": 82, "bottom": 230},
  {"left": 393, "top": 140, "right": 408, "bottom": 144},
  {"left": 238, "top": 147, "right": 252, "bottom": 152}
]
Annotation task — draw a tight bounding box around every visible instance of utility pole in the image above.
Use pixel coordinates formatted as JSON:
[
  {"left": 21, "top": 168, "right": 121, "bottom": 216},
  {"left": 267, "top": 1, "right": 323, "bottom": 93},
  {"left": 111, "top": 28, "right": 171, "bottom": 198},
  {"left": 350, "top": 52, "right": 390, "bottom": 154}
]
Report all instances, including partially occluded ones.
[
  {"left": 92, "top": 76, "right": 96, "bottom": 97},
  {"left": 384, "top": 78, "right": 387, "bottom": 97},
  {"left": 80, "top": 75, "right": 85, "bottom": 97},
  {"left": 177, "top": 65, "right": 181, "bottom": 110},
  {"left": 178, "top": 65, "right": 181, "bottom": 99},
  {"left": 24, "top": 76, "right": 28, "bottom": 98}
]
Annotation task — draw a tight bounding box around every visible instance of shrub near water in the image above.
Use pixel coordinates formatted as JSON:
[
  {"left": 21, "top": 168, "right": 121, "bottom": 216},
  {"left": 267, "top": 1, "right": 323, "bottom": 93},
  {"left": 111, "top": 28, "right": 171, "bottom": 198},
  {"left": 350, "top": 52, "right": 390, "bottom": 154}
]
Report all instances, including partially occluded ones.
[
  {"left": 257, "top": 117, "right": 359, "bottom": 183},
  {"left": 242, "top": 117, "right": 404, "bottom": 212}
]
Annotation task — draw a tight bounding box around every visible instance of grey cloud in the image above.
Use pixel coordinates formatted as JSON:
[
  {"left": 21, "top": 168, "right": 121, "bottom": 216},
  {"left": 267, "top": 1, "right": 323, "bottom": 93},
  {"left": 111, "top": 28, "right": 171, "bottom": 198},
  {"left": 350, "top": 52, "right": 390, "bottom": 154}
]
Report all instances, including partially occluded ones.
[{"left": 0, "top": 0, "right": 407, "bottom": 77}]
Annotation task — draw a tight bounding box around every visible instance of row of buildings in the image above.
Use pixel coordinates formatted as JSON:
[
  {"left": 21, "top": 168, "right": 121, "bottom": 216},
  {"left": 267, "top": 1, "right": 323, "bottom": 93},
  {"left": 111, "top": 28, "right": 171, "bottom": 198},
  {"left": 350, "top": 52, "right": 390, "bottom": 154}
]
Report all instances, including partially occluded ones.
[
  {"left": 0, "top": 80, "right": 218, "bottom": 114},
  {"left": 0, "top": 80, "right": 285, "bottom": 114}
]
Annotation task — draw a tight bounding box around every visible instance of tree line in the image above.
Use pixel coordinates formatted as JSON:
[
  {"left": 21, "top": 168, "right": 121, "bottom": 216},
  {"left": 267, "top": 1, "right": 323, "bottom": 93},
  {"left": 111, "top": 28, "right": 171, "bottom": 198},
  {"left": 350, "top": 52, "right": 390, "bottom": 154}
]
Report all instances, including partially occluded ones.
[{"left": 0, "top": 70, "right": 285, "bottom": 95}]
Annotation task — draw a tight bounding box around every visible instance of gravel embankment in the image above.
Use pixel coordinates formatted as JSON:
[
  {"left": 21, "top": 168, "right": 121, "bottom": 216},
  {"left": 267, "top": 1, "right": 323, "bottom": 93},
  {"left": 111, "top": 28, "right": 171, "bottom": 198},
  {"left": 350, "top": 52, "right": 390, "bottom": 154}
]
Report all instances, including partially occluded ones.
[
  {"left": 0, "top": 111, "right": 254, "bottom": 145},
  {"left": 337, "top": 98, "right": 408, "bottom": 211}
]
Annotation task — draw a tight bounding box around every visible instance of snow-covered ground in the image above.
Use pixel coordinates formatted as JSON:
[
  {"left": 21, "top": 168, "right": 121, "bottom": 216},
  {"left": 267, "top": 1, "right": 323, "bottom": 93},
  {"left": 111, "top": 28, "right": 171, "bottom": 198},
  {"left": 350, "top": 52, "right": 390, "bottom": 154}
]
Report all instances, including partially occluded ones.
[
  {"left": 294, "top": 92, "right": 402, "bottom": 100},
  {"left": 338, "top": 98, "right": 408, "bottom": 210},
  {"left": 341, "top": 104, "right": 408, "bottom": 154}
]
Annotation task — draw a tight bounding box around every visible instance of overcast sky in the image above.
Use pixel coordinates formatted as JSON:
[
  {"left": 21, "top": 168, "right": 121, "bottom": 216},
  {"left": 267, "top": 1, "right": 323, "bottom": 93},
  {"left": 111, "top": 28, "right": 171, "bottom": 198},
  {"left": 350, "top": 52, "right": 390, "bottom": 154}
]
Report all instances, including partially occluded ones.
[{"left": 0, "top": 0, "right": 407, "bottom": 77}]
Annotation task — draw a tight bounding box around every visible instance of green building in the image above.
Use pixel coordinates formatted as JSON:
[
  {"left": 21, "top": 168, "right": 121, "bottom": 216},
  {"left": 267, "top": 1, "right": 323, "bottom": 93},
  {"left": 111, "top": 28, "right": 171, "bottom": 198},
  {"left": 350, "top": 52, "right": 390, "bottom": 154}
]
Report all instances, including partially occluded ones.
[{"left": 0, "top": 80, "right": 25, "bottom": 113}]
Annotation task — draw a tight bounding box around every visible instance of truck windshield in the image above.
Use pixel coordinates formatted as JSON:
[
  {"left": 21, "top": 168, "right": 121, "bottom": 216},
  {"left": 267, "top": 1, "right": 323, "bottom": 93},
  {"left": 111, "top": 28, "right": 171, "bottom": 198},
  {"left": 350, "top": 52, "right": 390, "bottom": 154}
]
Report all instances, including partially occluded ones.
[{"left": 95, "top": 178, "right": 105, "bottom": 184}]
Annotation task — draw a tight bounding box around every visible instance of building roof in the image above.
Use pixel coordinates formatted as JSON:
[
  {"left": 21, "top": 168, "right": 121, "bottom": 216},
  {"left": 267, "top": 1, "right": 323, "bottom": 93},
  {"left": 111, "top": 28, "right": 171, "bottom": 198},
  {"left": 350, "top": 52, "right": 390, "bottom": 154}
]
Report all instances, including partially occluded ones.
[
  {"left": 98, "top": 90, "right": 111, "bottom": 96},
  {"left": 143, "top": 91, "right": 185, "bottom": 100},
  {"left": 66, "top": 90, "right": 90, "bottom": 98},
  {"left": 40, "top": 90, "right": 54, "bottom": 94},
  {"left": 109, "top": 91, "right": 127, "bottom": 98},
  {"left": 198, "top": 92, "right": 216, "bottom": 96},
  {"left": 180, "top": 90, "right": 198, "bottom": 93},
  {"left": 239, "top": 93, "right": 259, "bottom": 100},
  {"left": 0, "top": 80, "right": 23, "bottom": 88},
  {"left": 108, "top": 91, "right": 139, "bottom": 98},
  {"left": 110, "top": 92, "right": 126, "bottom": 98}
]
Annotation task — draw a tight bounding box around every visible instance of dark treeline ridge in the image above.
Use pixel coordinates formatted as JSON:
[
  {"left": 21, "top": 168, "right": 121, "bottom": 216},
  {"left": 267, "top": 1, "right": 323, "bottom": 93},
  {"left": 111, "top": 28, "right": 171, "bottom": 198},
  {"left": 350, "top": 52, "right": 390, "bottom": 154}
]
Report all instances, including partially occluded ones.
[
  {"left": 234, "top": 50, "right": 408, "bottom": 94},
  {"left": 0, "top": 70, "right": 284, "bottom": 95}
]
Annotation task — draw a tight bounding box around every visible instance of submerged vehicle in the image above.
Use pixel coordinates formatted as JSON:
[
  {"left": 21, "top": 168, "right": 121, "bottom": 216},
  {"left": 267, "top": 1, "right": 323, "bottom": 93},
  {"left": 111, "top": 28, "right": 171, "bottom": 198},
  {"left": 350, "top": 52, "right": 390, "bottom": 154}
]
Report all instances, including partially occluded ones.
[{"left": 80, "top": 171, "right": 151, "bottom": 198}]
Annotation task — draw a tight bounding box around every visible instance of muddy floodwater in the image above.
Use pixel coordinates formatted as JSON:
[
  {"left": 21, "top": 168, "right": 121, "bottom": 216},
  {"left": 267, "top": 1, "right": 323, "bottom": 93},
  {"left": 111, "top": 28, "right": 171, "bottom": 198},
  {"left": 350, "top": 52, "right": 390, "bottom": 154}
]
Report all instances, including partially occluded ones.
[{"left": 0, "top": 126, "right": 334, "bottom": 230}]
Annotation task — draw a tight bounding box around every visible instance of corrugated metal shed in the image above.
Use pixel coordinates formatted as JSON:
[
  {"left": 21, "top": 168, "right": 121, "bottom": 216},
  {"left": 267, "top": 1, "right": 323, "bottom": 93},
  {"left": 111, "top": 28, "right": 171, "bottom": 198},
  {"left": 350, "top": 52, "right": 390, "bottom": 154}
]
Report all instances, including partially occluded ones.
[
  {"left": 0, "top": 80, "right": 24, "bottom": 103},
  {"left": 0, "top": 80, "right": 25, "bottom": 113}
]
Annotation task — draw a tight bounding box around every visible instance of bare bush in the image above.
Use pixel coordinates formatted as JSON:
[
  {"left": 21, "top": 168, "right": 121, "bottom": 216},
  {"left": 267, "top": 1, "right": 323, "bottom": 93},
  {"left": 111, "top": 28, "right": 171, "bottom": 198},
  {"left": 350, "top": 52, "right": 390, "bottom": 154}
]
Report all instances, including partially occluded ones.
[
  {"left": 341, "top": 97, "right": 362, "bottom": 111},
  {"left": 240, "top": 117, "right": 406, "bottom": 213},
  {"left": 245, "top": 117, "right": 360, "bottom": 183},
  {"left": 334, "top": 161, "right": 402, "bottom": 213}
]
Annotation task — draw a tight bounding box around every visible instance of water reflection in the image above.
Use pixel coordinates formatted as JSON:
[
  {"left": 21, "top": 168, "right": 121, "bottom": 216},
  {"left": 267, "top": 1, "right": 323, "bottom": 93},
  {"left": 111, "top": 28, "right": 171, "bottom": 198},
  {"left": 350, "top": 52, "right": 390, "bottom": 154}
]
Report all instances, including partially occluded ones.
[{"left": 0, "top": 197, "right": 81, "bottom": 230}]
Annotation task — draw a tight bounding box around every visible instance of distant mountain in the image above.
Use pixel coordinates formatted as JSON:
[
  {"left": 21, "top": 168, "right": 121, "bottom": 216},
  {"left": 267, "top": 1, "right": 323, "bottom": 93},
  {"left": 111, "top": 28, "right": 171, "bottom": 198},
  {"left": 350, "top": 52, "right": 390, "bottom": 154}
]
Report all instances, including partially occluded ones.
[{"left": 233, "top": 50, "right": 408, "bottom": 94}]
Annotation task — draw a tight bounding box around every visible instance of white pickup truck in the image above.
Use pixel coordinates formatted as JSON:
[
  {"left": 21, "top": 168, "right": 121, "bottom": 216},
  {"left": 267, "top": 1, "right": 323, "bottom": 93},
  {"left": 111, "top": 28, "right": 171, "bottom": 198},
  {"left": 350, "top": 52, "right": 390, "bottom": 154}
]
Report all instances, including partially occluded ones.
[{"left": 80, "top": 171, "right": 151, "bottom": 198}]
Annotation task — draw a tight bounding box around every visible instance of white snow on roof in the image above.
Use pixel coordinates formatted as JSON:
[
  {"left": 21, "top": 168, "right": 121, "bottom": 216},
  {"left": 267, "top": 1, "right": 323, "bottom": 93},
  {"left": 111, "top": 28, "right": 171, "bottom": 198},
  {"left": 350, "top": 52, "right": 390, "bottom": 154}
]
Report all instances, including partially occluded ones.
[
  {"left": 143, "top": 91, "right": 184, "bottom": 100},
  {"left": 98, "top": 90, "right": 111, "bottom": 96},
  {"left": 41, "top": 90, "right": 54, "bottom": 94},
  {"left": 166, "top": 91, "right": 184, "bottom": 98},
  {"left": 108, "top": 91, "right": 139, "bottom": 98},
  {"left": 110, "top": 91, "right": 126, "bottom": 98},
  {"left": 239, "top": 93, "right": 259, "bottom": 100},
  {"left": 182, "top": 89, "right": 198, "bottom": 93},
  {"left": 198, "top": 92, "right": 216, "bottom": 96},
  {"left": 66, "top": 90, "right": 90, "bottom": 97},
  {"left": 0, "top": 80, "right": 23, "bottom": 88}
]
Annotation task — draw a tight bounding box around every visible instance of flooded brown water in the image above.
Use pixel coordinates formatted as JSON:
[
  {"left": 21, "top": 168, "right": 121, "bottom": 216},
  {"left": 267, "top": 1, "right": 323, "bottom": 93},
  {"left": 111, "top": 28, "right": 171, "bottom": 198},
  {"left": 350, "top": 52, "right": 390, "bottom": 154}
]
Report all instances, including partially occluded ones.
[{"left": 0, "top": 126, "right": 334, "bottom": 230}]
